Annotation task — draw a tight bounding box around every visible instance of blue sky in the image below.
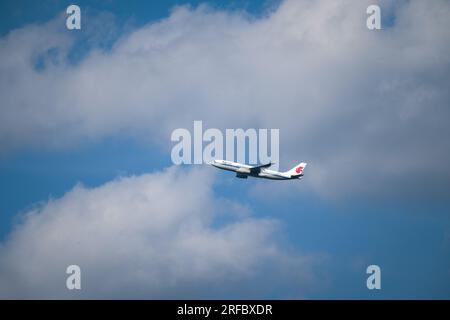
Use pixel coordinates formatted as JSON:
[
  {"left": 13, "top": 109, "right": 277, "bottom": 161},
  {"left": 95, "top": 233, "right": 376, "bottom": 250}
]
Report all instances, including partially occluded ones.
[
  {"left": 0, "top": 0, "right": 272, "bottom": 33},
  {"left": 0, "top": 0, "right": 449, "bottom": 299}
]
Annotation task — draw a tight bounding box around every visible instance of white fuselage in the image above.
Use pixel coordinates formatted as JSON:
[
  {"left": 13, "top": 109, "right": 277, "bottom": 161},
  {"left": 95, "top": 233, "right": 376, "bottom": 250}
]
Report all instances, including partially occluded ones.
[{"left": 210, "top": 160, "right": 296, "bottom": 180}]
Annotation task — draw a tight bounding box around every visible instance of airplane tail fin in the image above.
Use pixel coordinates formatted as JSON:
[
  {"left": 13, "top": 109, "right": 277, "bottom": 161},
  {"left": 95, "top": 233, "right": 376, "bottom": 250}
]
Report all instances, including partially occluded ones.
[{"left": 285, "top": 162, "right": 307, "bottom": 178}]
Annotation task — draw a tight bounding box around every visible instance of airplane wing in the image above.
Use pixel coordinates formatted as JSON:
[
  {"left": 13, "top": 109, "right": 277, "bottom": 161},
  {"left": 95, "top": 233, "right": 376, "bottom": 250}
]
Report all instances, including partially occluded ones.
[{"left": 249, "top": 162, "right": 273, "bottom": 173}]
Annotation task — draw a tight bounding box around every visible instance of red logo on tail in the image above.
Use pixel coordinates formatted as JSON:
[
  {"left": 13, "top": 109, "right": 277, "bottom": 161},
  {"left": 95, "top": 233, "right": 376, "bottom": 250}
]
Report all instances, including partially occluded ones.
[{"left": 295, "top": 166, "right": 303, "bottom": 174}]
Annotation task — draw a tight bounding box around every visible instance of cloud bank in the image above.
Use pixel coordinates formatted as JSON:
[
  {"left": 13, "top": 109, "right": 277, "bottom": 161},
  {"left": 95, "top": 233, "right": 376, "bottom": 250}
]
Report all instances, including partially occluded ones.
[
  {"left": 0, "top": 167, "right": 319, "bottom": 298},
  {"left": 0, "top": 0, "right": 449, "bottom": 198}
]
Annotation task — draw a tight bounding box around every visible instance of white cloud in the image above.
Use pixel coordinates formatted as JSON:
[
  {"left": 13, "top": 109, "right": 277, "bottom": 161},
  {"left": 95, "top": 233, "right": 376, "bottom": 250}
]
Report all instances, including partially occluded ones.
[
  {"left": 0, "top": 0, "right": 449, "bottom": 198},
  {"left": 0, "top": 166, "right": 320, "bottom": 298}
]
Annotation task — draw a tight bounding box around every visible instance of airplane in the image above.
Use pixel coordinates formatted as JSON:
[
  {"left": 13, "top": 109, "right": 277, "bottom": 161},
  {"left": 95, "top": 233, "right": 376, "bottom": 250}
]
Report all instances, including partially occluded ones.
[{"left": 209, "top": 159, "right": 307, "bottom": 180}]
